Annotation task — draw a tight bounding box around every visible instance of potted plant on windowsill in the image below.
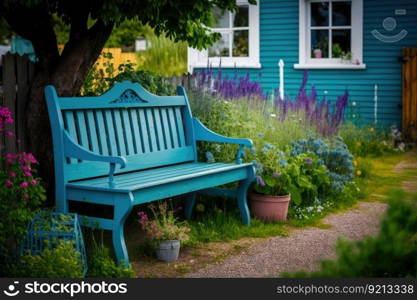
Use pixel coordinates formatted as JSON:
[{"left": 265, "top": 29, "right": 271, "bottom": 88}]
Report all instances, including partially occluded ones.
[
  {"left": 249, "top": 145, "right": 302, "bottom": 222},
  {"left": 138, "top": 201, "right": 190, "bottom": 262},
  {"left": 341, "top": 51, "right": 353, "bottom": 64}
]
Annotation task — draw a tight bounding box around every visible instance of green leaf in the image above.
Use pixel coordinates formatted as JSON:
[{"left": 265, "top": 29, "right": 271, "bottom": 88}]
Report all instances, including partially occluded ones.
[{"left": 289, "top": 187, "right": 302, "bottom": 205}]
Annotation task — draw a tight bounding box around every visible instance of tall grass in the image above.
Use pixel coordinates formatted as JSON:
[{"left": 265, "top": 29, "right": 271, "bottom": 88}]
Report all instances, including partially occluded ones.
[{"left": 137, "top": 30, "right": 187, "bottom": 77}]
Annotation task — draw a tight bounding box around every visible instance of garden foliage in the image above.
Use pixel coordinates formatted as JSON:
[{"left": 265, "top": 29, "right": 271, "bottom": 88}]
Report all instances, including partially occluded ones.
[
  {"left": 138, "top": 201, "right": 191, "bottom": 248},
  {"left": 87, "top": 243, "right": 135, "bottom": 278},
  {"left": 291, "top": 137, "right": 354, "bottom": 192},
  {"left": 275, "top": 71, "right": 349, "bottom": 136},
  {"left": 340, "top": 123, "right": 405, "bottom": 157},
  {"left": 11, "top": 240, "right": 84, "bottom": 278},
  {"left": 0, "top": 107, "right": 46, "bottom": 273}
]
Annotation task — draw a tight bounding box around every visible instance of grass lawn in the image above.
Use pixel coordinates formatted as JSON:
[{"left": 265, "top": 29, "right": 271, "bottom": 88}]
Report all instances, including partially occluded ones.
[{"left": 113, "top": 150, "right": 417, "bottom": 277}]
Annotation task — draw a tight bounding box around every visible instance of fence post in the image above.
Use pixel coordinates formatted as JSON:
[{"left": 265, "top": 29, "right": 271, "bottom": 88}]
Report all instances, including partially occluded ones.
[
  {"left": 278, "top": 59, "right": 285, "bottom": 100},
  {"left": 1, "top": 53, "right": 35, "bottom": 157},
  {"left": 16, "top": 55, "right": 31, "bottom": 152},
  {"left": 2, "top": 53, "right": 17, "bottom": 155}
]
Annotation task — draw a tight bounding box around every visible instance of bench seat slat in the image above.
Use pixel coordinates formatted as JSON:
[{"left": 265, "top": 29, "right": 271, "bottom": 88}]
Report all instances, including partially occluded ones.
[
  {"left": 72, "top": 162, "right": 229, "bottom": 186},
  {"left": 67, "top": 162, "right": 252, "bottom": 192}
]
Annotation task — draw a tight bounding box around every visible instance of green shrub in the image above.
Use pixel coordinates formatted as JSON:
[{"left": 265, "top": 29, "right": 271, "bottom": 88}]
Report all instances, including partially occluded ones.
[
  {"left": 82, "top": 52, "right": 122, "bottom": 96},
  {"left": 0, "top": 151, "right": 46, "bottom": 274},
  {"left": 110, "top": 70, "right": 175, "bottom": 95},
  {"left": 87, "top": 233, "right": 135, "bottom": 278},
  {"left": 285, "top": 189, "right": 417, "bottom": 277},
  {"left": 12, "top": 241, "right": 84, "bottom": 278},
  {"left": 340, "top": 123, "right": 404, "bottom": 157}
]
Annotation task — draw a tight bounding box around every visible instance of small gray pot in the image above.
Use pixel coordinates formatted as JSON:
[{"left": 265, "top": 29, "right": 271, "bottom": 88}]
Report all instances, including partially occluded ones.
[{"left": 155, "top": 240, "right": 180, "bottom": 262}]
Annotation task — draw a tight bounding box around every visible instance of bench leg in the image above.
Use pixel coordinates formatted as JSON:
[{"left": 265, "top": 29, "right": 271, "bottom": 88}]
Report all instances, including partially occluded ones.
[
  {"left": 237, "top": 179, "right": 252, "bottom": 225},
  {"left": 184, "top": 192, "right": 196, "bottom": 219},
  {"left": 112, "top": 195, "right": 133, "bottom": 266}
]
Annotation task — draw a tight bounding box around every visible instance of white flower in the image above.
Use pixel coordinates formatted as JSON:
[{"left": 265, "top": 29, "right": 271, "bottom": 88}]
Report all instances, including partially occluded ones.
[{"left": 398, "top": 142, "right": 405, "bottom": 151}]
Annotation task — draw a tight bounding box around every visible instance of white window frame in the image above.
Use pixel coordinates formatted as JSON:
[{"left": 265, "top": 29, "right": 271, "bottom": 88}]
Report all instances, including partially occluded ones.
[
  {"left": 294, "top": 0, "right": 366, "bottom": 69},
  {"left": 188, "top": 0, "right": 260, "bottom": 71}
]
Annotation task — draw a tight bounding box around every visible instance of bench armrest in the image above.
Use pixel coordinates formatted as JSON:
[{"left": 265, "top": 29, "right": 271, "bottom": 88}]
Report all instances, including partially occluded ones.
[
  {"left": 192, "top": 117, "right": 253, "bottom": 164},
  {"left": 63, "top": 131, "right": 126, "bottom": 185}
]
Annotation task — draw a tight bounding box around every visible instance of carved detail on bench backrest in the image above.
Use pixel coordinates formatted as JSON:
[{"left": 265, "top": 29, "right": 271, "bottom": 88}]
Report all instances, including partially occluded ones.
[{"left": 110, "top": 89, "right": 148, "bottom": 104}]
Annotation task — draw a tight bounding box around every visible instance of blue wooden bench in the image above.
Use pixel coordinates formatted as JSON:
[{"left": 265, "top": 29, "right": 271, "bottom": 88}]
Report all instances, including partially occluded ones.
[{"left": 45, "top": 81, "right": 256, "bottom": 265}]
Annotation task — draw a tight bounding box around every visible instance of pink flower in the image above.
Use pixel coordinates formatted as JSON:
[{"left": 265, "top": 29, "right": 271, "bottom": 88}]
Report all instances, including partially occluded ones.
[
  {"left": 24, "top": 171, "right": 32, "bottom": 177},
  {"left": 9, "top": 172, "right": 16, "bottom": 178},
  {"left": 4, "top": 180, "right": 13, "bottom": 187},
  {"left": 6, "top": 131, "right": 13, "bottom": 137},
  {"left": 5, "top": 153, "right": 13, "bottom": 159},
  {"left": 20, "top": 182, "right": 29, "bottom": 189},
  {"left": 30, "top": 179, "right": 37, "bottom": 185},
  {"left": 6, "top": 159, "right": 13, "bottom": 165},
  {"left": 21, "top": 166, "right": 31, "bottom": 172}
]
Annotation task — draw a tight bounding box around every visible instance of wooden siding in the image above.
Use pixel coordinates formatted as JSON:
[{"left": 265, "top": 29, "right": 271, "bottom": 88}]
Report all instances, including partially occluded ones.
[{"left": 196, "top": 0, "right": 417, "bottom": 127}]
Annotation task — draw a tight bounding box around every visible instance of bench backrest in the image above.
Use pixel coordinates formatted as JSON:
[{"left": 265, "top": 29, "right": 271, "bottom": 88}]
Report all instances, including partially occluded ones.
[{"left": 45, "top": 81, "right": 196, "bottom": 182}]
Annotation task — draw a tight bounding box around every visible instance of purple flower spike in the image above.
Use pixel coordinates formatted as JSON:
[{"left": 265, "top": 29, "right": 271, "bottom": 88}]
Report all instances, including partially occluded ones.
[
  {"left": 273, "top": 172, "right": 281, "bottom": 178},
  {"left": 256, "top": 176, "right": 266, "bottom": 187},
  {"left": 305, "top": 157, "right": 313, "bottom": 165}
]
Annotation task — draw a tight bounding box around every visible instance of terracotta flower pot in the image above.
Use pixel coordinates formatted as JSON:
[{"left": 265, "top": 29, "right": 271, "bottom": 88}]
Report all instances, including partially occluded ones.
[{"left": 250, "top": 193, "right": 291, "bottom": 221}]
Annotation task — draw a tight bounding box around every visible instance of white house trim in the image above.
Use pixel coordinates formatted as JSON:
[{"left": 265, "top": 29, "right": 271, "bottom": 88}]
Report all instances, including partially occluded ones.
[
  {"left": 295, "top": 0, "right": 364, "bottom": 70},
  {"left": 187, "top": 0, "right": 260, "bottom": 72}
]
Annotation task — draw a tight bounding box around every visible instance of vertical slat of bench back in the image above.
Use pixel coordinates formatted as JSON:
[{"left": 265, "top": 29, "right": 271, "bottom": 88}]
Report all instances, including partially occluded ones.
[{"left": 56, "top": 81, "right": 196, "bottom": 181}]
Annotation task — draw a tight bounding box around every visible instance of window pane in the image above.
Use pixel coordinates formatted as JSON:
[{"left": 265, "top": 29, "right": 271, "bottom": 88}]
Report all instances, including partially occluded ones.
[
  {"left": 233, "top": 30, "right": 249, "bottom": 56},
  {"left": 311, "top": 30, "right": 329, "bottom": 58},
  {"left": 332, "top": 30, "right": 351, "bottom": 58},
  {"left": 233, "top": 5, "right": 249, "bottom": 27},
  {"left": 212, "top": 7, "right": 230, "bottom": 28},
  {"left": 208, "top": 33, "right": 230, "bottom": 57},
  {"left": 332, "top": 1, "right": 351, "bottom": 26},
  {"left": 311, "top": 2, "right": 329, "bottom": 26}
]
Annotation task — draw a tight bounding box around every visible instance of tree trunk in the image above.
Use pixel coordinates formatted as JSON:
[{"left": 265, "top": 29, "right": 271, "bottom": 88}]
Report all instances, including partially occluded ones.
[{"left": 26, "top": 21, "right": 113, "bottom": 199}]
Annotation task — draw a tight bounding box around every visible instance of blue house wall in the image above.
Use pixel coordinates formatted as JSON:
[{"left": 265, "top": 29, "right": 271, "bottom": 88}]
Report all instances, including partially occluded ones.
[{"left": 196, "top": 0, "right": 417, "bottom": 127}]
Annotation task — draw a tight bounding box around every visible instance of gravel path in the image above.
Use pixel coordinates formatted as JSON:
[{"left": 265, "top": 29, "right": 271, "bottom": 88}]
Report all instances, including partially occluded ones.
[{"left": 185, "top": 202, "right": 387, "bottom": 278}]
